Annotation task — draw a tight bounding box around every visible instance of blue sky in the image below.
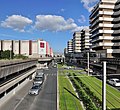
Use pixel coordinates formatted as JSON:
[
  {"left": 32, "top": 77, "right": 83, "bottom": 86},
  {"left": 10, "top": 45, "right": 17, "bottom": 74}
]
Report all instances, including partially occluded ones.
[{"left": 0, "top": 0, "right": 98, "bottom": 53}]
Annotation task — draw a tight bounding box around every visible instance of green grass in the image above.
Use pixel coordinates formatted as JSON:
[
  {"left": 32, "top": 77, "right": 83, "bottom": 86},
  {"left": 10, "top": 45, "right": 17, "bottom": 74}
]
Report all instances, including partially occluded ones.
[
  {"left": 74, "top": 73, "right": 120, "bottom": 109},
  {"left": 58, "top": 68, "right": 83, "bottom": 110}
]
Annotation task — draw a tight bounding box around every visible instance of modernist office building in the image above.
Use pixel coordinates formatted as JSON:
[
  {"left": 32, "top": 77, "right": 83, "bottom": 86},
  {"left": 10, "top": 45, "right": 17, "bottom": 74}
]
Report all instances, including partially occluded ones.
[
  {"left": 0, "top": 39, "right": 53, "bottom": 58},
  {"left": 90, "top": 0, "right": 120, "bottom": 58}
]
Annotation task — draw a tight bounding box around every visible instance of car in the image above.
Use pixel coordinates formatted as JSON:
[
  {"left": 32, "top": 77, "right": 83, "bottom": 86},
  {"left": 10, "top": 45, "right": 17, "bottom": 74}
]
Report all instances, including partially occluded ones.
[
  {"left": 108, "top": 78, "right": 120, "bottom": 87},
  {"left": 36, "top": 72, "right": 44, "bottom": 76},
  {"left": 29, "top": 85, "right": 41, "bottom": 95},
  {"left": 33, "top": 76, "right": 43, "bottom": 85}
]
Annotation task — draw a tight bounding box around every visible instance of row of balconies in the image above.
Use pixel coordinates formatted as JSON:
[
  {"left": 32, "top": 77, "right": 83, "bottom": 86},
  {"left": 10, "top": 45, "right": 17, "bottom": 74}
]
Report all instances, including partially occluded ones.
[
  {"left": 99, "top": 17, "right": 113, "bottom": 21},
  {"left": 99, "top": 4, "right": 115, "bottom": 9},
  {"left": 102, "top": 0, "right": 117, "bottom": 3},
  {"left": 90, "top": 4, "right": 99, "bottom": 19},
  {"left": 92, "top": 42, "right": 120, "bottom": 48},
  {"left": 91, "top": 30, "right": 114, "bottom": 38},
  {"left": 91, "top": 36, "right": 114, "bottom": 43}
]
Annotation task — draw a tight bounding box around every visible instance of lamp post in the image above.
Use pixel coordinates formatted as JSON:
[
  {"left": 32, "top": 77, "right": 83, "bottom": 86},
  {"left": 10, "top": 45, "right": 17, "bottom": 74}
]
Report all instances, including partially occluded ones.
[
  {"left": 102, "top": 61, "right": 106, "bottom": 110},
  {"left": 87, "top": 52, "right": 89, "bottom": 76}
]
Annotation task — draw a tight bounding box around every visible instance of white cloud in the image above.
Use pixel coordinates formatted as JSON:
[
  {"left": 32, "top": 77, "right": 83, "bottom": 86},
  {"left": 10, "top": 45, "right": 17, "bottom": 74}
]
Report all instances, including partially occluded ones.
[
  {"left": 72, "top": 26, "right": 89, "bottom": 32},
  {"left": 1, "top": 15, "right": 33, "bottom": 32},
  {"left": 34, "top": 15, "right": 87, "bottom": 32},
  {"left": 81, "top": 0, "right": 98, "bottom": 12},
  {"left": 78, "top": 15, "right": 86, "bottom": 23},
  {"left": 60, "top": 8, "right": 65, "bottom": 12},
  {"left": 0, "top": 14, "right": 88, "bottom": 33}
]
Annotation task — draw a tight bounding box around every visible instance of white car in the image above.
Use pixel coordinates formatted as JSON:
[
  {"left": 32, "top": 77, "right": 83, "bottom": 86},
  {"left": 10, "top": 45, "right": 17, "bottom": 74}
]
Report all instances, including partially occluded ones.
[
  {"left": 29, "top": 85, "right": 41, "bottom": 95},
  {"left": 108, "top": 78, "right": 120, "bottom": 87}
]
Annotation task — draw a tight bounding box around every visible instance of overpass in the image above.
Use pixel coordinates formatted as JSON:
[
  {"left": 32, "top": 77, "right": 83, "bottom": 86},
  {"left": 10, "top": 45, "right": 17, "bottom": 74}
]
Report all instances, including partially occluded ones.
[
  {"left": 0, "top": 56, "right": 64, "bottom": 105},
  {"left": 0, "top": 59, "right": 38, "bottom": 105}
]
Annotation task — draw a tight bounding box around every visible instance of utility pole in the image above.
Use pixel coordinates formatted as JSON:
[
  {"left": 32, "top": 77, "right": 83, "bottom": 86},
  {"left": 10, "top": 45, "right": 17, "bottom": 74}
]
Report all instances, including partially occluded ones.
[
  {"left": 102, "top": 61, "right": 106, "bottom": 110},
  {"left": 87, "top": 52, "right": 89, "bottom": 76}
]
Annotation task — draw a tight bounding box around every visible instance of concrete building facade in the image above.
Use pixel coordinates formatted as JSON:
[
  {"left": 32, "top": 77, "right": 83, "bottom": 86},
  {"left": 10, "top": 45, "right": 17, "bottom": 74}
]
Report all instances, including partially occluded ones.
[
  {"left": 73, "top": 32, "right": 81, "bottom": 53},
  {"left": 81, "top": 29, "right": 92, "bottom": 52},
  {"left": 67, "top": 39, "right": 73, "bottom": 53},
  {"left": 0, "top": 39, "right": 53, "bottom": 58},
  {"left": 89, "top": 0, "right": 120, "bottom": 58}
]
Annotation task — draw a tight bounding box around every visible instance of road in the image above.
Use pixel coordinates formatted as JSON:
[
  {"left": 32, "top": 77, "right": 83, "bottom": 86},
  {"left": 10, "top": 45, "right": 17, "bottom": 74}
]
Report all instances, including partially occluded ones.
[{"left": 1, "top": 67, "right": 57, "bottom": 110}]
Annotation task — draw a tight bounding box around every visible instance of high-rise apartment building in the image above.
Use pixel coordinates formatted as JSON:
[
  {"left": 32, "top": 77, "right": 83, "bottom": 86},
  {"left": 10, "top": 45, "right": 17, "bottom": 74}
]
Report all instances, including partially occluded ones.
[
  {"left": 90, "top": 0, "right": 120, "bottom": 58},
  {"left": 67, "top": 39, "right": 73, "bottom": 53},
  {"left": 112, "top": 0, "right": 120, "bottom": 57},
  {"left": 73, "top": 32, "right": 81, "bottom": 53},
  {"left": 81, "top": 29, "right": 91, "bottom": 52}
]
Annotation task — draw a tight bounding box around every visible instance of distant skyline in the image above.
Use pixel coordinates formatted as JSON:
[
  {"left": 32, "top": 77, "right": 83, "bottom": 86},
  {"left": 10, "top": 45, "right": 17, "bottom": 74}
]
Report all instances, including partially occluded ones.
[{"left": 0, "top": 0, "right": 98, "bottom": 52}]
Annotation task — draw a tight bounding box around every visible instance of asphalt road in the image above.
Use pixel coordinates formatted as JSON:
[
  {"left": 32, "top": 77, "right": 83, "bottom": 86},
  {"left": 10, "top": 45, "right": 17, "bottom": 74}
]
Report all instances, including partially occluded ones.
[{"left": 15, "top": 67, "right": 57, "bottom": 110}]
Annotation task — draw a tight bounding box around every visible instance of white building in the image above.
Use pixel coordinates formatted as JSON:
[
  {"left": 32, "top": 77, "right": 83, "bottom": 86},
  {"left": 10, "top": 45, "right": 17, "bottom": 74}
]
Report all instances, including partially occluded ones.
[
  {"left": 89, "top": 0, "right": 120, "bottom": 58},
  {"left": 0, "top": 39, "right": 53, "bottom": 58}
]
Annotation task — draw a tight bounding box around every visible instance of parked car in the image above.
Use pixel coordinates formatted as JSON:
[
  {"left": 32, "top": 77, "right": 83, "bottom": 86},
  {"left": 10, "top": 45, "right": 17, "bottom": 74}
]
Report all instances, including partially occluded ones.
[
  {"left": 108, "top": 78, "right": 120, "bottom": 87},
  {"left": 29, "top": 85, "right": 41, "bottom": 95}
]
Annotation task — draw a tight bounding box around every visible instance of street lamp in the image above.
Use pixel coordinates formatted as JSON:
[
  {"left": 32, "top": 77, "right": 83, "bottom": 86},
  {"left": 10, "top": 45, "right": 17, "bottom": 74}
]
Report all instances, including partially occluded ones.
[
  {"left": 102, "top": 61, "right": 106, "bottom": 110},
  {"left": 87, "top": 52, "right": 89, "bottom": 76}
]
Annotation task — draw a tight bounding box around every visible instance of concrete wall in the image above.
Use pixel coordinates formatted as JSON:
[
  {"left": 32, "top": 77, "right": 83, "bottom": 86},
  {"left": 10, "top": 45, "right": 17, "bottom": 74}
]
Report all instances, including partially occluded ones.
[{"left": 13, "top": 40, "right": 19, "bottom": 55}]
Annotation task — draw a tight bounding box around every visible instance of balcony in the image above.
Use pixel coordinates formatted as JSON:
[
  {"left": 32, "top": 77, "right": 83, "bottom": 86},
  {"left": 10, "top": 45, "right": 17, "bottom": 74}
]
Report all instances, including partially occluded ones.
[
  {"left": 112, "top": 17, "right": 120, "bottom": 22},
  {"left": 114, "top": 3, "right": 120, "bottom": 10},
  {"left": 113, "top": 42, "right": 120, "bottom": 46},
  {"left": 99, "top": 4, "right": 115, "bottom": 9},
  {"left": 90, "top": 32, "right": 99, "bottom": 38},
  {"left": 99, "top": 30, "right": 114, "bottom": 34},
  {"left": 92, "top": 42, "right": 114, "bottom": 48},
  {"left": 90, "top": 19, "right": 99, "bottom": 28},
  {"left": 102, "top": 0, "right": 117, "bottom": 3},
  {"left": 99, "top": 17, "right": 113, "bottom": 21},
  {"left": 90, "top": 4, "right": 99, "bottom": 18},
  {"left": 91, "top": 36, "right": 114, "bottom": 43},
  {"left": 113, "top": 23, "right": 120, "bottom": 28},
  {"left": 99, "top": 11, "right": 114, "bottom": 15},
  {"left": 112, "top": 10, "right": 120, "bottom": 16},
  {"left": 112, "top": 30, "right": 120, "bottom": 34},
  {"left": 112, "top": 36, "right": 120, "bottom": 40},
  {"left": 99, "top": 23, "right": 113, "bottom": 27},
  {"left": 107, "top": 49, "right": 120, "bottom": 53}
]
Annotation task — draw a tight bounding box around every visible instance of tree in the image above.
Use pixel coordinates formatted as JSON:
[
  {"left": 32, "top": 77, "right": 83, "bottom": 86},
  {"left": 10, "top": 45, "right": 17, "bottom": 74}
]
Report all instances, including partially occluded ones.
[{"left": 0, "top": 50, "right": 14, "bottom": 59}]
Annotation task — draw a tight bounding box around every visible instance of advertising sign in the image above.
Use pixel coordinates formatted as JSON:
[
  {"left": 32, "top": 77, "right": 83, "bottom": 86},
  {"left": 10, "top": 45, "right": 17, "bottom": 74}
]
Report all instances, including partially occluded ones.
[{"left": 38, "top": 40, "right": 46, "bottom": 55}]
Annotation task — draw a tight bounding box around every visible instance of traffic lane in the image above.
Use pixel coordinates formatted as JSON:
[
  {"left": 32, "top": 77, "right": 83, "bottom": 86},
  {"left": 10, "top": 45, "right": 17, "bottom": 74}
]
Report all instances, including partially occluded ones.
[
  {"left": 15, "top": 67, "right": 57, "bottom": 110},
  {"left": 29, "top": 67, "right": 57, "bottom": 110},
  {"left": 0, "top": 80, "right": 33, "bottom": 110}
]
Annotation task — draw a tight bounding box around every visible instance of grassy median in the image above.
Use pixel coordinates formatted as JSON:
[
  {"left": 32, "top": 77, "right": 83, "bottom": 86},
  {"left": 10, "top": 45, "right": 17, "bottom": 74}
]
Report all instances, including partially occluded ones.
[{"left": 58, "top": 65, "right": 83, "bottom": 110}]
